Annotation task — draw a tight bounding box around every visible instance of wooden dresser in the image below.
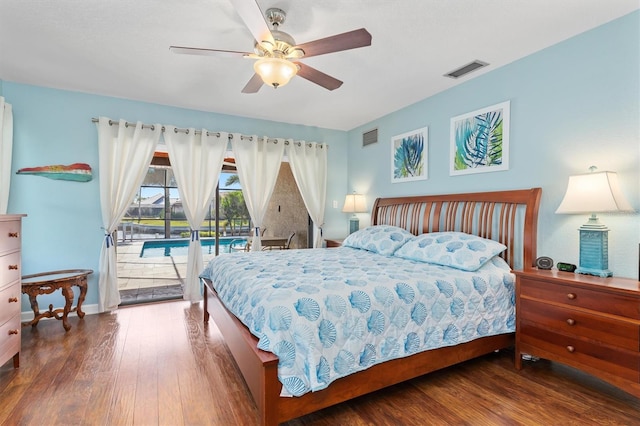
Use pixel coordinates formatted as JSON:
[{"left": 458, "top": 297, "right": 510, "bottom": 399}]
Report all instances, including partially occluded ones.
[
  {"left": 0, "top": 214, "right": 25, "bottom": 369},
  {"left": 515, "top": 268, "right": 640, "bottom": 398}
]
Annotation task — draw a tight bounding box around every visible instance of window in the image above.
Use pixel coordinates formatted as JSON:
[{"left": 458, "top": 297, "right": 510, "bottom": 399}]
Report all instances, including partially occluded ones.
[{"left": 120, "top": 155, "right": 250, "bottom": 240}]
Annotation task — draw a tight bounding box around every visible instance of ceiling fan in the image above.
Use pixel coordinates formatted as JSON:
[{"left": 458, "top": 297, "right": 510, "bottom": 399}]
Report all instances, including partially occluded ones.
[{"left": 169, "top": 0, "right": 372, "bottom": 93}]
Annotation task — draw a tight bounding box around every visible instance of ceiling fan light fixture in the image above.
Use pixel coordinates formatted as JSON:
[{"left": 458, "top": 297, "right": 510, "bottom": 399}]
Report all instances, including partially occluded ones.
[
  {"left": 271, "top": 30, "right": 296, "bottom": 48},
  {"left": 254, "top": 57, "right": 298, "bottom": 88},
  {"left": 255, "top": 40, "right": 274, "bottom": 55},
  {"left": 287, "top": 48, "right": 305, "bottom": 59}
]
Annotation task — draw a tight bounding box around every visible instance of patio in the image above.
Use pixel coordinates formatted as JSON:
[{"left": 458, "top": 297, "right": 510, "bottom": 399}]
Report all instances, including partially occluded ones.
[{"left": 116, "top": 240, "right": 218, "bottom": 305}]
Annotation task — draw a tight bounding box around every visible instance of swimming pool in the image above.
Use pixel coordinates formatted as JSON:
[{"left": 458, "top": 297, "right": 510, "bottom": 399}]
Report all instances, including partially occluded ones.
[{"left": 140, "top": 237, "right": 247, "bottom": 258}]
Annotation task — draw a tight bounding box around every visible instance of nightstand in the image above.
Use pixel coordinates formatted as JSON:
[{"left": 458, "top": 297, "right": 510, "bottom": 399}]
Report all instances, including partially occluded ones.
[
  {"left": 514, "top": 269, "right": 640, "bottom": 398},
  {"left": 324, "top": 238, "right": 344, "bottom": 248}
]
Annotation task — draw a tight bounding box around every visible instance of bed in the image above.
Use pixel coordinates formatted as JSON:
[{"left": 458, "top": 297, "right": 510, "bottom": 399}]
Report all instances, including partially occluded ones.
[{"left": 201, "top": 188, "right": 541, "bottom": 425}]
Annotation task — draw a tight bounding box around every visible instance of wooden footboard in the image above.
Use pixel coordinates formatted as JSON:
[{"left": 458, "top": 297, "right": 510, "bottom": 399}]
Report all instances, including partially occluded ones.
[{"left": 204, "top": 278, "right": 513, "bottom": 426}]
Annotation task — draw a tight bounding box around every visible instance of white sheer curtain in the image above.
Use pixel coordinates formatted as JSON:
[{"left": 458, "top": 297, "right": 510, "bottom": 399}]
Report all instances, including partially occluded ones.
[
  {"left": 287, "top": 141, "right": 328, "bottom": 248},
  {"left": 97, "top": 118, "right": 161, "bottom": 312},
  {"left": 164, "top": 127, "right": 227, "bottom": 302},
  {"left": 231, "top": 134, "right": 285, "bottom": 251},
  {"left": 0, "top": 97, "right": 13, "bottom": 214}
]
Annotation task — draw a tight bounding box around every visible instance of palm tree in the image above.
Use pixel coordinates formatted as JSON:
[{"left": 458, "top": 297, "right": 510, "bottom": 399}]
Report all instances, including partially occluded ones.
[{"left": 225, "top": 174, "right": 239, "bottom": 186}]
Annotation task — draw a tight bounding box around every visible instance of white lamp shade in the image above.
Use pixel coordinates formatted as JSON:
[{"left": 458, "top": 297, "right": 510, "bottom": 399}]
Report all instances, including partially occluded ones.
[
  {"left": 253, "top": 58, "right": 298, "bottom": 88},
  {"left": 556, "top": 171, "right": 634, "bottom": 214},
  {"left": 342, "top": 194, "right": 367, "bottom": 213}
]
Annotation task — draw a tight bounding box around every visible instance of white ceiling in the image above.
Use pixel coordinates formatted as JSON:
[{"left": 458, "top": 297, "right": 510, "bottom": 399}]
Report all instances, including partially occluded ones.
[{"left": 1, "top": 1, "right": 638, "bottom": 131}]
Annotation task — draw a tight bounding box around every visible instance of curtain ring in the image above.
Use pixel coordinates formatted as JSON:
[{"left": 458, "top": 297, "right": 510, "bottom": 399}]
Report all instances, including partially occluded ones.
[{"left": 151, "top": 125, "right": 155, "bottom": 131}]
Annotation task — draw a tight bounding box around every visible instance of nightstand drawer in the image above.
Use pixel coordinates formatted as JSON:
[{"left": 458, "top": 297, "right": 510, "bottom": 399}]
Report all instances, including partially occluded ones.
[
  {"left": 520, "top": 298, "right": 640, "bottom": 351},
  {"left": 519, "top": 277, "right": 640, "bottom": 319},
  {"left": 520, "top": 324, "right": 640, "bottom": 382}
]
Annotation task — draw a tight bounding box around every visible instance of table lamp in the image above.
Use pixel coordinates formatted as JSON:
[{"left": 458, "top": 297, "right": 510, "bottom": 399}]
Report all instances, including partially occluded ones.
[
  {"left": 555, "top": 166, "right": 634, "bottom": 277},
  {"left": 342, "top": 193, "right": 367, "bottom": 234}
]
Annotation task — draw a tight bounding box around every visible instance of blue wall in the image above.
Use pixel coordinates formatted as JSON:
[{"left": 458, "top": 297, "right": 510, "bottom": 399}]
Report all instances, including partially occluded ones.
[
  {"left": 1, "top": 85, "right": 348, "bottom": 311},
  {"left": 3, "top": 11, "right": 639, "bottom": 317},
  {"left": 346, "top": 11, "right": 639, "bottom": 278}
]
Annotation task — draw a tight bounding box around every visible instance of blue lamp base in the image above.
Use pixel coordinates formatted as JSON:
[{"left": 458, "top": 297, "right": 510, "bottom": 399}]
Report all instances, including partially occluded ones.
[
  {"left": 576, "top": 218, "right": 612, "bottom": 277},
  {"left": 349, "top": 217, "right": 360, "bottom": 234}
]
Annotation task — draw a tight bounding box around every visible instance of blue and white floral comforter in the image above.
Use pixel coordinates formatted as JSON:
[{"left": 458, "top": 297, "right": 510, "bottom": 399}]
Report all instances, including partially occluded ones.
[{"left": 200, "top": 246, "right": 515, "bottom": 397}]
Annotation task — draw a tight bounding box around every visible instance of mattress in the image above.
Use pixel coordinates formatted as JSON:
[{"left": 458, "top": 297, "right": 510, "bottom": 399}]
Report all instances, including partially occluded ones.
[{"left": 200, "top": 246, "right": 515, "bottom": 396}]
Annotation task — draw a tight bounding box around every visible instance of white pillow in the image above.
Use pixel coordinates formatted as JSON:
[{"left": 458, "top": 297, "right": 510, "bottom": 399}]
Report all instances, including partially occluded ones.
[
  {"left": 342, "top": 225, "right": 414, "bottom": 256},
  {"left": 393, "top": 231, "right": 507, "bottom": 271}
]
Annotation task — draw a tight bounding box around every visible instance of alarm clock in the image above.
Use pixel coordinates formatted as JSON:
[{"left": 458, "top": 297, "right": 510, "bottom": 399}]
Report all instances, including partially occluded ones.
[
  {"left": 557, "top": 262, "right": 577, "bottom": 272},
  {"left": 535, "top": 256, "right": 554, "bottom": 270}
]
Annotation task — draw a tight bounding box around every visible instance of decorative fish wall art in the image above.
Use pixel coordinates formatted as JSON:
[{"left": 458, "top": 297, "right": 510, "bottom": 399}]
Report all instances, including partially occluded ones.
[{"left": 16, "top": 163, "right": 92, "bottom": 182}]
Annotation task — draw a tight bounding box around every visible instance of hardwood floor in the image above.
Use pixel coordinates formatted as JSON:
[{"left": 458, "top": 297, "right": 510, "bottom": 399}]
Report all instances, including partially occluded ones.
[{"left": 1, "top": 300, "right": 638, "bottom": 425}]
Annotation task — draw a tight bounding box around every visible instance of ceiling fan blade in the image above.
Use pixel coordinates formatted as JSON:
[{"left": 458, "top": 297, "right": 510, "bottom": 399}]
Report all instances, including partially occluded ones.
[
  {"left": 241, "top": 73, "right": 264, "bottom": 93},
  {"left": 228, "top": 0, "right": 274, "bottom": 45},
  {"left": 170, "top": 46, "right": 250, "bottom": 58},
  {"left": 296, "top": 28, "right": 372, "bottom": 58},
  {"left": 294, "top": 62, "right": 343, "bottom": 91}
]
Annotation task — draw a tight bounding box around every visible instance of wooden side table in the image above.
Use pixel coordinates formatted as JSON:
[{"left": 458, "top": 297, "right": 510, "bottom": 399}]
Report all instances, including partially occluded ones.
[
  {"left": 324, "top": 238, "right": 344, "bottom": 248},
  {"left": 21, "top": 269, "right": 93, "bottom": 331},
  {"left": 515, "top": 268, "right": 640, "bottom": 398}
]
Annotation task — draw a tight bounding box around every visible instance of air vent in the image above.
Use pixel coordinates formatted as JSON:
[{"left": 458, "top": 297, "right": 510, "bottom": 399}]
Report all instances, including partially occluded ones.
[
  {"left": 362, "top": 128, "right": 378, "bottom": 147},
  {"left": 444, "top": 60, "right": 489, "bottom": 79}
]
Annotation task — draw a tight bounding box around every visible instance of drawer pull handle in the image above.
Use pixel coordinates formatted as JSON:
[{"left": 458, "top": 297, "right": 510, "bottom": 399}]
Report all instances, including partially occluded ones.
[
  {"left": 8, "top": 329, "right": 19, "bottom": 335},
  {"left": 8, "top": 265, "right": 18, "bottom": 270},
  {"left": 8, "top": 232, "right": 19, "bottom": 238},
  {"left": 566, "top": 345, "right": 575, "bottom": 353},
  {"left": 8, "top": 297, "right": 18, "bottom": 303},
  {"left": 566, "top": 293, "right": 577, "bottom": 300},
  {"left": 566, "top": 318, "right": 576, "bottom": 326}
]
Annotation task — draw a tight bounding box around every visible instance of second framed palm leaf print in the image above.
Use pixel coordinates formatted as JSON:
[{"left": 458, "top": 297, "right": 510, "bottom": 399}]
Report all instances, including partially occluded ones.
[{"left": 450, "top": 101, "right": 510, "bottom": 176}]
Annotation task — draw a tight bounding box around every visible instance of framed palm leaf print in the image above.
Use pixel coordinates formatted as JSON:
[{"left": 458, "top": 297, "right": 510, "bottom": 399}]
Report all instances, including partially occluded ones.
[
  {"left": 450, "top": 101, "right": 510, "bottom": 176},
  {"left": 391, "top": 126, "right": 428, "bottom": 183}
]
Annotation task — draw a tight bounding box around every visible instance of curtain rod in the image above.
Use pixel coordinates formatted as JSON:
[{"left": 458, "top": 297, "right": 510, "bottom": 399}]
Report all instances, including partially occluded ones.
[{"left": 90, "top": 117, "right": 326, "bottom": 148}]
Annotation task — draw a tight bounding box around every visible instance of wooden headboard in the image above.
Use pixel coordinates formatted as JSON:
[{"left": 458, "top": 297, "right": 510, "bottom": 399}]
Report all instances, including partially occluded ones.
[{"left": 371, "top": 188, "right": 542, "bottom": 269}]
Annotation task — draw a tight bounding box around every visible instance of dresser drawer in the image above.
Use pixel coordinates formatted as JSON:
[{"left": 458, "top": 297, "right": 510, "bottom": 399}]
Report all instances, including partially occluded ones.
[
  {"left": 0, "top": 314, "right": 20, "bottom": 363},
  {"left": 0, "top": 220, "right": 21, "bottom": 256},
  {"left": 520, "top": 323, "right": 640, "bottom": 382},
  {"left": 520, "top": 298, "right": 640, "bottom": 351},
  {"left": 0, "top": 283, "right": 21, "bottom": 327},
  {"left": 519, "top": 277, "right": 640, "bottom": 319},
  {"left": 0, "top": 251, "right": 21, "bottom": 289}
]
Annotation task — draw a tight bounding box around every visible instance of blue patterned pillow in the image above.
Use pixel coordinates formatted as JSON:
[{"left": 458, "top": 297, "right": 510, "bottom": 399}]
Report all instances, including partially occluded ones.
[
  {"left": 342, "top": 225, "right": 414, "bottom": 256},
  {"left": 393, "top": 231, "right": 507, "bottom": 271}
]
